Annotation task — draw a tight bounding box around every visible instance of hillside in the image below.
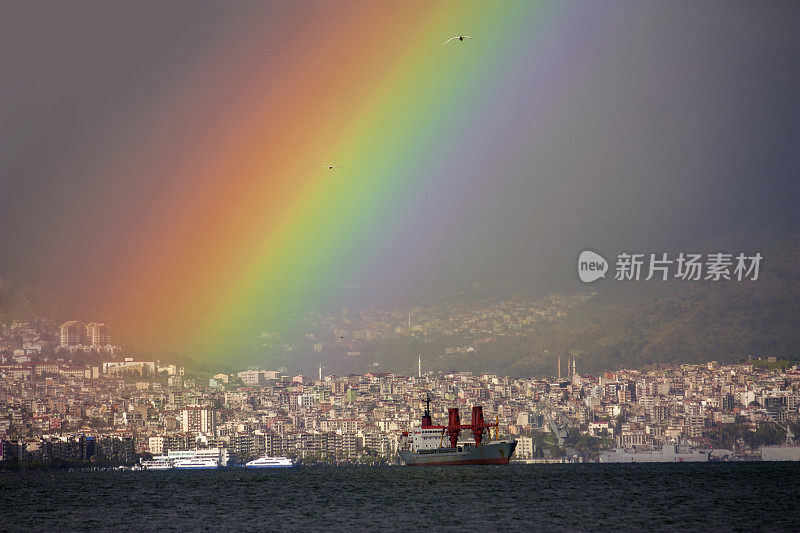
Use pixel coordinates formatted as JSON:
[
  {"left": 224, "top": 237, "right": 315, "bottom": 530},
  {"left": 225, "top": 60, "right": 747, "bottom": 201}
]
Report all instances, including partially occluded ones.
[
  {"left": 0, "top": 281, "right": 51, "bottom": 324},
  {"left": 332, "top": 231, "right": 800, "bottom": 378},
  {"left": 3, "top": 231, "right": 798, "bottom": 379},
  {"left": 492, "top": 231, "right": 800, "bottom": 376}
]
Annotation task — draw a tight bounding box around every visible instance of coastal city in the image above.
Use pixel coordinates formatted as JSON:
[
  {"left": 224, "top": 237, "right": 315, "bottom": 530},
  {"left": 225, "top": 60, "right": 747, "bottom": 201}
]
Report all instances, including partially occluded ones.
[
  {"left": 2, "top": 1, "right": 798, "bottom": 529},
  {"left": 1, "top": 317, "right": 798, "bottom": 469}
]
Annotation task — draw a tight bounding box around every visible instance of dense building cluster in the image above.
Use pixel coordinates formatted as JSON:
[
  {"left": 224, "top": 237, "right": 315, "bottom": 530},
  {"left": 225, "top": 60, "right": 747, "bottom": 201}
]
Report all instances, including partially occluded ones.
[
  {"left": 0, "top": 319, "right": 119, "bottom": 359},
  {"left": 1, "top": 349, "right": 798, "bottom": 467}
]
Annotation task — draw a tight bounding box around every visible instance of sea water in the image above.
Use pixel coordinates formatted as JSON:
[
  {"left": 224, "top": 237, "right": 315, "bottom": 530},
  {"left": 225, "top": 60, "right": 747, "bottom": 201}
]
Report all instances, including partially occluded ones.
[{"left": 1, "top": 463, "right": 798, "bottom": 531}]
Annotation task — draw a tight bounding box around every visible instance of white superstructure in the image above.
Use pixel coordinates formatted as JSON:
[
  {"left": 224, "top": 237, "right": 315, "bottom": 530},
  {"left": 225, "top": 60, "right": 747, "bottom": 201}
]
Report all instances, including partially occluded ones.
[
  {"left": 141, "top": 447, "right": 229, "bottom": 470},
  {"left": 404, "top": 427, "right": 487, "bottom": 452},
  {"left": 140, "top": 456, "right": 174, "bottom": 470},
  {"left": 245, "top": 456, "right": 293, "bottom": 468},
  {"left": 173, "top": 457, "right": 219, "bottom": 469},
  {"left": 407, "top": 427, "right": 448, "bottom": 452},
  {"left": 170, "top": 447, "right": 228, "bottom": 466}
]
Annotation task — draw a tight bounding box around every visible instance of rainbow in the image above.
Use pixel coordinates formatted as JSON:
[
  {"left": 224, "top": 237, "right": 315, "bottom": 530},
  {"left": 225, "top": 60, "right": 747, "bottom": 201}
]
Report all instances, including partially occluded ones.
[{"left": 105, "top": 1, "right": 590, "bottom": 363}]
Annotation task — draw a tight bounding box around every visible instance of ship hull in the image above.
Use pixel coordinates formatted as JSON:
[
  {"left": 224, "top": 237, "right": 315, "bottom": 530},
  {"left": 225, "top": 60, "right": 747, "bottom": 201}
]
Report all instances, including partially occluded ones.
[
  {"left": 400, "top": 441, "right": 516, "bottom": 466},
  {"left": 599, "top": 445, "right": 709, "bottom": 463},
  {"left": 761, "top": 445, "right": 800, "bottom": 461},
  {"left": 173, "top": 460, "right": 220, "bottom": 469}
]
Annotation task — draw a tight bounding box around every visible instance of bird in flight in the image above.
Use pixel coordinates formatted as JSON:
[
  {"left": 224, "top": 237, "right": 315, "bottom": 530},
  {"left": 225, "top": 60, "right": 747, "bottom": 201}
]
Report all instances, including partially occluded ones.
[
  {"left": 443, "top": 35, "right": 480, "bottom": 45},
  {"left": 321, "top": 165, "right": 343, "bottom": 170}
]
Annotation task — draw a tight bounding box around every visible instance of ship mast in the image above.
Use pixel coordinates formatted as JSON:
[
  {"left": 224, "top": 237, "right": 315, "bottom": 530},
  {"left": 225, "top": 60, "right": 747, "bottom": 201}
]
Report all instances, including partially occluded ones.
[{"left": 421, "top": 394, "right": 432, "bottom": 427}]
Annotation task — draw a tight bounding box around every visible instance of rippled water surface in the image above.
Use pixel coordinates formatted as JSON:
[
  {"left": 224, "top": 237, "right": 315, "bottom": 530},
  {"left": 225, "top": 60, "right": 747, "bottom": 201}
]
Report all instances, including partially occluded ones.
[{"left": 2, "top": 463, "right": 799, "bottom": 531}]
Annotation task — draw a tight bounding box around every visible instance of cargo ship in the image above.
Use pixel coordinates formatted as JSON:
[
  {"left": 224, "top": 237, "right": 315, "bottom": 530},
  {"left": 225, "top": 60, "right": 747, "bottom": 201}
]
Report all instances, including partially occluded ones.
[{"left": 399, "top": 397, "right": 517, "bottom": 466}]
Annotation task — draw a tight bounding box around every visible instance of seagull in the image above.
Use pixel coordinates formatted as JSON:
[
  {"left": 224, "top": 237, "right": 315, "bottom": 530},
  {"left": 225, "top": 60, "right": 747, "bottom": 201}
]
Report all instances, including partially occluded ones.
[
  {"left": 443, "top": 35, "right": 479, "bottom": 46},
  {"left": 321, "top": 165, "right": 343, "bottom": 170}
]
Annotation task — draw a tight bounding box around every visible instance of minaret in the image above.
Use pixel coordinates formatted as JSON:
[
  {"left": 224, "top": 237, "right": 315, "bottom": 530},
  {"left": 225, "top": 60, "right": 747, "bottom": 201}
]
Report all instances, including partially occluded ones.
[
  {"left": 418, "top": 354, "right": 422, "bottom": 378},
  {"left": 318, "top": 363, "right": 322, "bottom": 381},
  {"left": 408, "top": 313, "right": 411, "bottom": 331},
  {"left": 558, "top": 356, "right": 561, "bottom": 380}
]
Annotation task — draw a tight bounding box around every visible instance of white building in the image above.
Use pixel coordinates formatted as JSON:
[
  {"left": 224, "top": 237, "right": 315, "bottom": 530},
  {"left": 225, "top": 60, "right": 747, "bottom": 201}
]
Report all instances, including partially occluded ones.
[
  {"left": 149, "top": 436, "right": 165, "bottom": 455},
  {"left": 85, "top": 323, "right": 110, "bottom": 347},
  {"left": 59, "top": 321, "right": 82, "bottom": 347},
  {"left": 103, "top": 358, "right": 156, "bottom": 374},
  {"left": 516, "top": 436, "right": 534, "bottom": 459},
  {"left": 297, "top": 394, "right": 316, "bottom": 409},
  {"left": 238, "top": 370, "right": 265, "bottom": 386}
]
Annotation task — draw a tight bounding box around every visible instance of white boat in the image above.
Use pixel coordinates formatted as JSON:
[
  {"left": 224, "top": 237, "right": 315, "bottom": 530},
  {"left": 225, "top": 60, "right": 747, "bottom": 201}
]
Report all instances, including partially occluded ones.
[
  {"left": 139, "top": 448, "right": 228, "bottom": 470},
  {"left": 173, "top": 457, "right": 220, "bottom": 469},
  {"left": 245, "top": 456, "right": 293, "bottom": 468},
  {"left": 169, "top": 448, "right": 228, "bottom": 469},
  {"left": 141, "top": 456, "right": 174, "bottom": 470}
]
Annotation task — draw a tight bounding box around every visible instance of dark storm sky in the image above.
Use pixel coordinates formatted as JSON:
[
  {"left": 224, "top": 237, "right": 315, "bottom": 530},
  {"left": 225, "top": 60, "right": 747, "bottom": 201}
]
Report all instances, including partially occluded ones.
[{"left": 1, "top": 1, "right": 798, "bottom": 310}]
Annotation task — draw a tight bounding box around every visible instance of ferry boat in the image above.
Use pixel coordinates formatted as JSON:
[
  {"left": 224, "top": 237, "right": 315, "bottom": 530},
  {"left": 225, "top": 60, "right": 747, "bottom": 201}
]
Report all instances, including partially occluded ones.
[
  {"left": 166, "top": 448, "right": 228, "bottom": 469},
  {"left": 399, "top": 397, "right": 517, "bottom": 466},
  {"left": 173, "top": 457, "right": 220, "bottom": 469},
  {"left": 140, "top": 456, "right": 174, "bottom": 470},
  {"left": 245, "top": 456, "right": 294, "bottom": 468}
]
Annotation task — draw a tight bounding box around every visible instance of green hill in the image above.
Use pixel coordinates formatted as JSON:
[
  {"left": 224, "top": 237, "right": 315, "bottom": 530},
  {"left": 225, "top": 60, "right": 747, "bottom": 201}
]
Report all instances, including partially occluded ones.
[
  {"left": 340, "top": 231, "right": 800, "bottom": 377},
  {"left": 497, "top": 231, "right": 800, "bottom": 376}
]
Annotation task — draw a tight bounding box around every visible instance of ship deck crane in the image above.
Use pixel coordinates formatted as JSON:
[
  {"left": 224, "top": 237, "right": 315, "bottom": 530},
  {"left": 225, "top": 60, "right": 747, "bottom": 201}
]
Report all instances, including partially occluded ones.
[{"left": 441, "top": 406, "right": 499, "bottom": 448}]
